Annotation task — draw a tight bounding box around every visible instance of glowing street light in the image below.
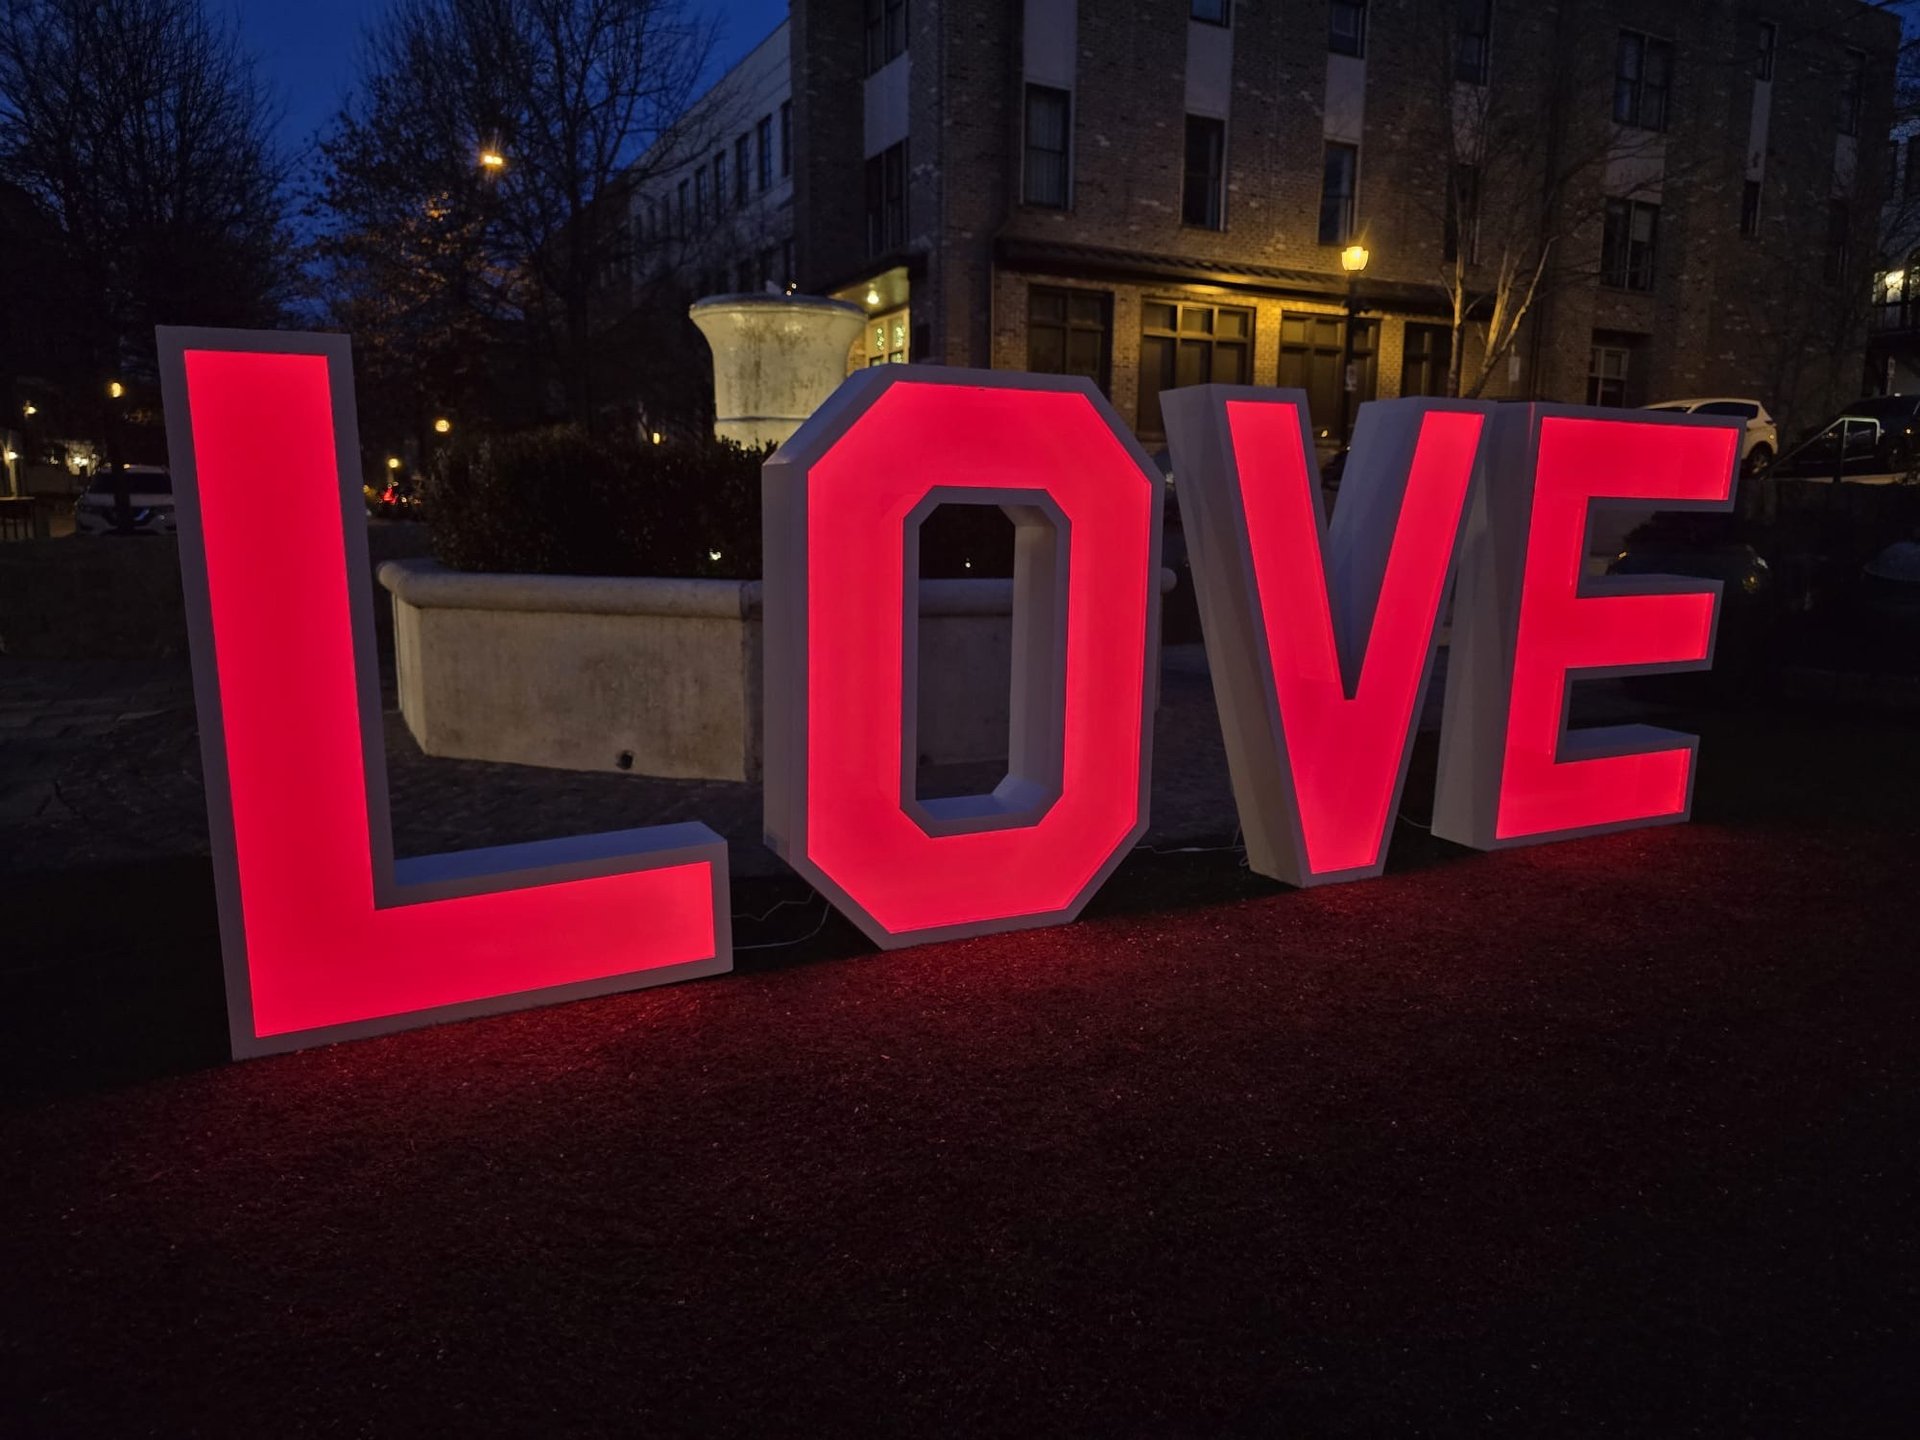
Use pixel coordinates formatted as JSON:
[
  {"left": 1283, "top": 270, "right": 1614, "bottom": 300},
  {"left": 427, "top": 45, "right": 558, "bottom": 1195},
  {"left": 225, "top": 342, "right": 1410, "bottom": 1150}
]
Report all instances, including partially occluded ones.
[
  {"left": 433, "top": 417, "right": 452, "bottom": 434},
  {"left": 22, "top": 402, "right": 36, "bottom": 417},
  {"left": 386, "top": 456, "right": 402, "bottom": 470},
  {"left": 479, "top": 148, "right": 506, "bottom": 171},
  {"left": 107, "top": 380, "right": 125, "bottom": 399},
  {"left": 1337, "top": 244, "right": 1372, "bottom": 446}
]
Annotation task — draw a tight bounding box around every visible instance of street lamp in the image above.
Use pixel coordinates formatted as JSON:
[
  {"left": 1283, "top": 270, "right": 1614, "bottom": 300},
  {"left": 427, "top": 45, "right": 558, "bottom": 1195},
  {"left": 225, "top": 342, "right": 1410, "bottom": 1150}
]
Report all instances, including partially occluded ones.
[
  {"left": 1336, "top": 244, "right": 1371, "bottom": 448},
  {"left": 433, "top": 417, "right": 452, "bottom": 434},
  {"left": 107, "top": 380, "right": 125, "bottom": 400},
  {"left": 22, "top": 402, "right": 36, "bottom": 418},
  {"left": 479, "top": 148, "right": 506, "bottom": 171},
  {"left": 386, "top": 456, "right": 402, "bottom": 471}
]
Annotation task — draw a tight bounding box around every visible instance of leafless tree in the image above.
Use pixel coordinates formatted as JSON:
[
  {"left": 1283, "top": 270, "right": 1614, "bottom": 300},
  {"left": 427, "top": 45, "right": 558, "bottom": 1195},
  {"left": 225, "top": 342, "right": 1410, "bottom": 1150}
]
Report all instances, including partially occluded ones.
[
  {"left": 313, "top": 0, "right": 719, "bottom": 438},
  {"left": 0, "top": 0, "right": 291, "bottom": 420}
]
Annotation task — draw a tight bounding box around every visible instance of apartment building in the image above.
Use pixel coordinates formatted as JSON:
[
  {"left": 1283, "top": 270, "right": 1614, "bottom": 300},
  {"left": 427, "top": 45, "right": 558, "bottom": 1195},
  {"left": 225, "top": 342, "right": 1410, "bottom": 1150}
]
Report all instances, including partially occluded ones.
[
  {"left": 621, "top": 23, "right": 799, "bottom": 308},
  {"left": 790, "top": 0, "right": 1900, "bottom": 449}
]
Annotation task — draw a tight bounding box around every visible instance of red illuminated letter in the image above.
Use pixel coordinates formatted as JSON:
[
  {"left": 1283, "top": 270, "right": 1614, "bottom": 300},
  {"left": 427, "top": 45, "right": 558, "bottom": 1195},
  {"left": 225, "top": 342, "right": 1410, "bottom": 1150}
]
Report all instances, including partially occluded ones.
[
  {"left": 1162, "top": 389, "right": 1487, "bottom": 885},
  {"left": 1433, "top": 407, "right": 1741, "bottom": 849},
  {"left": 159, "top": 329, "right": 730, "bottom": 1057},
  {"left": 763, "top": 368, "right": 1162, "bottom": 947}
]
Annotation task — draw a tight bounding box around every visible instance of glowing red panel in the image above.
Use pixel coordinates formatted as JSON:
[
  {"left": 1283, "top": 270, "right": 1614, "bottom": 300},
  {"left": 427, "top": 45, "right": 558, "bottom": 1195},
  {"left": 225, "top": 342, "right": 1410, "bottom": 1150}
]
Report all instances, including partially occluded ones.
[
  {"left": 165, "top": 335, "right": 727, "bottom": 1055},
  {"left": 764, "top": 371, "right": 1160, "bottom": 946},
  {"left": 1495, "top": 415, "right": 1738, "bottom": 840},
  {"left": 1222, "top": 398, "right": 1482, "bottom": 879}
]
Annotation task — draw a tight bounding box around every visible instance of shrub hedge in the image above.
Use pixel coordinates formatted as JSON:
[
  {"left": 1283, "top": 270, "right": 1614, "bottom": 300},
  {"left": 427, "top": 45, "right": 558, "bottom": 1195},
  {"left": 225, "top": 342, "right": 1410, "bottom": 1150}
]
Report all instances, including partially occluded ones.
[{"left": 421, "top": 426, "right": 1015, "bottom": 580}]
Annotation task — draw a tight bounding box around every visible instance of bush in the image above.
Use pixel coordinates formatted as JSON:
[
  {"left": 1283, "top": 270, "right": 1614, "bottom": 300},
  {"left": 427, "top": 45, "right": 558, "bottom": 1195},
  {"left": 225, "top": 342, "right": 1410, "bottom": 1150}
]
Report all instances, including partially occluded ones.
[
  {"left": 422, "top": 427, "right": 768, "bottom": 579},
  {"left": 421, "top": 426, "right": 1016, "bottom": 580}
]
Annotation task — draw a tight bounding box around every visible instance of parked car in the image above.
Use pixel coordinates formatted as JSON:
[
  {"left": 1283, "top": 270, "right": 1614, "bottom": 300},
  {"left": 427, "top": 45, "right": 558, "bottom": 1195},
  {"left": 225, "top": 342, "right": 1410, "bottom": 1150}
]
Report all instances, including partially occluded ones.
[
  {"left": 73, "top": 466, "right": 176, "bottom": 536},
  {"left": 1643, "top": 398, "right": 1778, "bottom": 476},
  {"left": 1771, "top": 393, "right": 1920, "bottom": 481}
]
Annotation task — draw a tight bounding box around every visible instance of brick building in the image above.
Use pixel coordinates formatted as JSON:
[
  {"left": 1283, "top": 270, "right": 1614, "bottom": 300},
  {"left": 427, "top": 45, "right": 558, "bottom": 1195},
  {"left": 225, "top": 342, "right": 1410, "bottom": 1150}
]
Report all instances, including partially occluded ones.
[{"left": 788, "top": 0, "right": 1900, "bottom": 450}]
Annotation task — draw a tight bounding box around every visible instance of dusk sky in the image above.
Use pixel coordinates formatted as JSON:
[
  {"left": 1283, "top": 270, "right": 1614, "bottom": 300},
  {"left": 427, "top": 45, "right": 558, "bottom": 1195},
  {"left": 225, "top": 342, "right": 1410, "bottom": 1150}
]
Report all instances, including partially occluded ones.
[{"left": 232, "top": 0, "right": 792, "bottom": 159}]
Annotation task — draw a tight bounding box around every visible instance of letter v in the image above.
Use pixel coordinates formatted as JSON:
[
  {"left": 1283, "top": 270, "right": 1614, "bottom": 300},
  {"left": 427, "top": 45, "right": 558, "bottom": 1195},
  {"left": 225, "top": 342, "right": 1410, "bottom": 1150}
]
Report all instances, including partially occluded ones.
[{"left": 1163, "top": 389, "right": 1488, "bottom": 886}]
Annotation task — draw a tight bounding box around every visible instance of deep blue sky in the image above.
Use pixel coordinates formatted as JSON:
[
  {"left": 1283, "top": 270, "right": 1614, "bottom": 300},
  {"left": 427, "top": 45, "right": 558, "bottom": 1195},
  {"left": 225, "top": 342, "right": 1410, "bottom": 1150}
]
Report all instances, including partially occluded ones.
[{"left": 232, "top": 0, "right": 791, "bottom": 158}]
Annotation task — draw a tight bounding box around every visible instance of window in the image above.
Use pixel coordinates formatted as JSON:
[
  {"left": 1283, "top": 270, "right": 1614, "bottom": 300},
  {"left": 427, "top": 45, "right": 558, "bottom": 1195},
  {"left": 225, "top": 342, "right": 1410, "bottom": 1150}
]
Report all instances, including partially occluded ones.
[
  {"left": 756, "top": 115, "right": 773, "bottom": 190},
  {"left": 1024, "top": 85, "right": 1071, "bottom": 208},
  {"left": 1183, "top": 116, "right": 1226, "bottom": 229},
  {"left": 1401, "top": 324, "right": 1453, "bottom": 399},
  {"left": 1740, "top": 179, "right": 1762, "bottom": 237},
  {"left": 734, "top": 134, "right": 750, "bottom": 204},
  {"left": 1138, "top": 299, "right": 1252, "bottom": 436},
  {"left": 1756, "top": 21, "right": 1776, "bottom": 82},
  {"left": 694, "top": 168, "right": 707, "bottom": 225},
  {"left": 677, "top": 178, "right": 689, "bottom": 235},
  {"left": 1330, "top": 0, "right": 1366, "bottom": 57},
  {"left": 1839, "top": 50, "right": 1865, "bottom": 138},
  {"left": 1027, "top": 287, "right": 1112, "bottom": 392},
  {"left": 1614, "top": 31, "right": 1672, "bottom": 132},
  {"left": 1191, "top": 0, "right": 1229, "bottom": 24},
  {"left": 1444, "top": 163, "right": 1479, "bottom": 263},
  {"left": 1826, "top": 200, "right": 1851, "bottom": 283},
  {"left": 865, "top": 141, "right": 907, "bottom": 256},
  {"left": 1601, "top": 197, "right": 1659, "bottom": 291},
  {"left": 1587, "top": 343, "right": 1630, "bottom": 407},
  {"left": 782, "top": 238, "right": 796, "bottom": 287},
  {"left": 1280, "top": 315, "right": 1376, "bottom": 437},
  {"left": 865, "top": 0, "right": 907, "bottom": 75},
  {"left": 1457, "top": 0, "right": 1492, "bottom": 85},
  {"left": 780, "top": 101, "right": 793, "bottom": 177},
  {"left": 1319, "top": 142, "right": 1358, "bottom": 246},
  {"left": 1907, "top": 140, "right": 1920, "bottom": 198},
  {"left": 714, "top": 152, "right": 728, "bottom": 214},
  {"left": 1889, "top": 139, "right": 1901, "bottom": 198}
]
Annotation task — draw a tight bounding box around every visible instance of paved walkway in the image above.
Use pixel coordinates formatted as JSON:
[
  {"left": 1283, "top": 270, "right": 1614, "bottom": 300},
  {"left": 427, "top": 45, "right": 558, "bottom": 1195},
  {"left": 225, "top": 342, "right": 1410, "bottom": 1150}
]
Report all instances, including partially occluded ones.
[{"left": 0, "top": 644, "right": 1670, "bottom": 879}]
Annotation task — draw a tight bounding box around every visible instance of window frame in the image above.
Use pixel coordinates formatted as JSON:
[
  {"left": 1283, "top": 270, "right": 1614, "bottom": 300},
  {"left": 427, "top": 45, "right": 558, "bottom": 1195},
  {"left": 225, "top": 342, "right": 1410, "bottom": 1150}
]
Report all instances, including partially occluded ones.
[
  {"left": 1613, "top": 30, "right": 1673, "bottom": 133},
  {"left": 734, "top": 134, "right": 750, "bottom": 205},
  {"left": 1182, "top": 114, "right": 1227, "bottom": 230},
  {"left": 1026, "top": 285, "right": 1114, "bottom": 393},
  {"left": 1756, "top": 20, "right": 1777, "bottom": 82},
  {"left": 1319, "top": 141, "right": 1359, "bottom": 247},
  {"left": 1456, "top": 0, "right": 1493, "bottom": 86},
  {"left": 756, "top": 115, "right": 774, "bottom": 191},
  {"left": 1587, "top": 343, "right": 1631, "bottom": 408},
  {"left": 1740, "top": 178, "right": 1762, "bottom": 238},
  {"left": 1601, "top": 196, "right": 1660, "bottom": 293},
  {"left": 864, "top": 141, "right": 908, "bottom": 257},
  {"left": 1839, "top": 48, "right": 1866, "bottom": 139},
  {"left": 780, "top": 101, "right": 793, "bottom": 178},
  {"left": 1137, "top": 297, "right": 1255, "bottom": 438},
  {"left": 1023, "top": 84, "right": 1072, "bottom": 210},
  {"left": 1329, "top": 0, "right": 1367, "bottom": 58},
  {"left": 865, "top": 0, "right": 908, "bottom": 76}
]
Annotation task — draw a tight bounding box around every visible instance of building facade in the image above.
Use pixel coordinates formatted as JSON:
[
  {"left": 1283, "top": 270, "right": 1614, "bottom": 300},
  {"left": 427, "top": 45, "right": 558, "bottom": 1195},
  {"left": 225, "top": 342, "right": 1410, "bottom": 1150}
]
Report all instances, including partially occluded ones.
[{"left": 787, "top": 0, "right": 1900, "bottom": 450}]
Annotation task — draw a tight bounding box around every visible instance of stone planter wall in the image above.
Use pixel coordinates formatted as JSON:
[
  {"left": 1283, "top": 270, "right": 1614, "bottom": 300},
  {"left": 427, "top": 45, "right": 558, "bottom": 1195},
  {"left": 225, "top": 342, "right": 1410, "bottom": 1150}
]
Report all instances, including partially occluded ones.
[{"left": 380, "top": 560, "right": 1161, "bottom": 782}]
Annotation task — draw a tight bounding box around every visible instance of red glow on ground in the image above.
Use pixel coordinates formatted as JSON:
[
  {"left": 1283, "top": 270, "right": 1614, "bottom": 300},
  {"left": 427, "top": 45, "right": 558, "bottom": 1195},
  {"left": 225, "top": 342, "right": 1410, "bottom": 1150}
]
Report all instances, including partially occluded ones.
[
  {"left": 802, "top": 382, "right": 1155, "bottom": 936},
  {"left": 1495, "top": 415, "right": 1737, "bottom": 840},
  {"left": 185, "top": 349, "right": 717, "bottom": 1039},
  {"left": 1225, "top": 400, "right": 1482, "bottom": 876}
]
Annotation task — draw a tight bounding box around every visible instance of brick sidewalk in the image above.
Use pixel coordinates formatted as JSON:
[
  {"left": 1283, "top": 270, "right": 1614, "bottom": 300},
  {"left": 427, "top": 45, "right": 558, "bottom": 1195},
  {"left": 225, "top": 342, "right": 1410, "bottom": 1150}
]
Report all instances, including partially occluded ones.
[{"left": 0, "top": 647, "right": 1255, "bottom": 877}]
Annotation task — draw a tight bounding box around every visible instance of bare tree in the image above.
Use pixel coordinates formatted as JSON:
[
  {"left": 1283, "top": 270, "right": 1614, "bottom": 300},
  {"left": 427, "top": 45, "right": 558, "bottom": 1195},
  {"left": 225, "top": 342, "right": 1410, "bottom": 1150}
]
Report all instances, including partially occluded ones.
[
  {"left": 1397, "top": 1, "right": 1691, "bottom": 399},
  {"left": 0, "top": 0, "right": 291, "bottom": 430},
  {"left": 313, "top": 0, "right": 718, "bottom": 437}
]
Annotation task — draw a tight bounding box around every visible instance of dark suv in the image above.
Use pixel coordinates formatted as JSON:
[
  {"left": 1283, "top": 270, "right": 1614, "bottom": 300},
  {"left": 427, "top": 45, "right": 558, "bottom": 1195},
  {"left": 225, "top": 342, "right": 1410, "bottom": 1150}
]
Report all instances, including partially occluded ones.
[{"left": 1772, "top": 394, "right": 1920, "bottom": 481}]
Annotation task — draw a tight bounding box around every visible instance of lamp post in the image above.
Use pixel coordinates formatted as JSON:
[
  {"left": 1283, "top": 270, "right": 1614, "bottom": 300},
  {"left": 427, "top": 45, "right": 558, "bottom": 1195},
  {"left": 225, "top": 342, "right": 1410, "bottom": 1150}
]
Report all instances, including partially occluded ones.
[{"left": 1336, "top": 243, "right": 1371, "bottom": 448}]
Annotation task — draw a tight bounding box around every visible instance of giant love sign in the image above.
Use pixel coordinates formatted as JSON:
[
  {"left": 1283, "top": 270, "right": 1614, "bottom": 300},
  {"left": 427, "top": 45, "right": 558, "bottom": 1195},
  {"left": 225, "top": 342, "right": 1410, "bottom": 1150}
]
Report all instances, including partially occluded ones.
[{"left": 158, "top": 328, "right": 1740, "bottom": 1057}]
